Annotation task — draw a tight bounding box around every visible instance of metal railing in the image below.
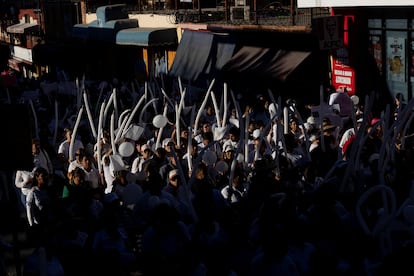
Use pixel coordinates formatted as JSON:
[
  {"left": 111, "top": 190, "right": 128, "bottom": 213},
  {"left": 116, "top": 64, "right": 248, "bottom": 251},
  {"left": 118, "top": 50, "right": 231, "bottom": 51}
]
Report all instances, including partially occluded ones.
[{"left": 86, "top": 4, "right": 330, "bottom": 26}]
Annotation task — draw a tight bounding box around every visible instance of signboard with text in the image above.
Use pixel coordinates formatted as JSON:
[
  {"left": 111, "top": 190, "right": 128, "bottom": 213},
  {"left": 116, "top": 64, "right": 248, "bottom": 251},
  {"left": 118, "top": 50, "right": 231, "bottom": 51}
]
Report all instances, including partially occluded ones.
[{"left": 331, "top": 48, "right": 355, "bottom": 95}]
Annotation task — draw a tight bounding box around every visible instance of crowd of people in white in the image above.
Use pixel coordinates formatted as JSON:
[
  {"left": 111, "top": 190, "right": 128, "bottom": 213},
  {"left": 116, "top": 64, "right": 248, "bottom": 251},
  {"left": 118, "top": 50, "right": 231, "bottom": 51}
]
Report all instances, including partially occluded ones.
[{"left": 7, "top": 73, "right": 414, "bottom": 275}]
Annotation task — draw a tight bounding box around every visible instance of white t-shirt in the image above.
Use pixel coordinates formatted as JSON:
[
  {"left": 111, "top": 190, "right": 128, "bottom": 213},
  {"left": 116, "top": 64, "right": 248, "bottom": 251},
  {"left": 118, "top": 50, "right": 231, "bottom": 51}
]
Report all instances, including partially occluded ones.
[{"left": 58, "top": 139, "right": 84, "bottom": 162}]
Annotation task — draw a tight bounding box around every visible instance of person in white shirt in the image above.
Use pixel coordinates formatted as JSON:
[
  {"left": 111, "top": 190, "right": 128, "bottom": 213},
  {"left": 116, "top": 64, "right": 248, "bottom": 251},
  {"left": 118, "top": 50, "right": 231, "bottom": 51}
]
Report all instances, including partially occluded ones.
[
  {"left": 57, "top": 128, "right": 84, "bottom": 173},
  {"left": 78, "top": 151, "right": 102, "bottom": 190},
  {"left": 131, "top": 144, "right": 154, "bottom": 174}
]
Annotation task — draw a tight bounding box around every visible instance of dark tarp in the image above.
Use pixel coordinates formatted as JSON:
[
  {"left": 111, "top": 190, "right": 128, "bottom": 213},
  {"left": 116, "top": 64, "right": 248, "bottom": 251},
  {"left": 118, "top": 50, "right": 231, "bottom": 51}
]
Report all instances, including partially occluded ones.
[
  {"left": 221, "top": 46, "right": 311, "bottom": 82},
  {"left": 168, "top": 30, "right": 237, "bottom": 82},
  {"left": 115, "top": 27, "right": 178, "bottom": 47},
  {"left": 32, "top": 42, "right": 86, "bottom": 69},
  {"left": 169, "top": 30, "right": 312, "bottom": 84}
]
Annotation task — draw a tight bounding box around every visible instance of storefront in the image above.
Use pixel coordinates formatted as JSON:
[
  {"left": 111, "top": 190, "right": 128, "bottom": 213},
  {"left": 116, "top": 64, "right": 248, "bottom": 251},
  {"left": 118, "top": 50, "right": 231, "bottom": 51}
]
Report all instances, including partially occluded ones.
[{"left": 367, "top": 16, "right": 414, "bottom": 103}]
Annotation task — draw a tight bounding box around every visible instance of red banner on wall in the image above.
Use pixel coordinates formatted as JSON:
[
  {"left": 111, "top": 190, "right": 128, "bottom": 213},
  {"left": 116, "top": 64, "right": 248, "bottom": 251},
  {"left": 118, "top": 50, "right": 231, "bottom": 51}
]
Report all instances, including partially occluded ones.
[{"left": 331, "top": 48, "right": 355, "bottom": 95}]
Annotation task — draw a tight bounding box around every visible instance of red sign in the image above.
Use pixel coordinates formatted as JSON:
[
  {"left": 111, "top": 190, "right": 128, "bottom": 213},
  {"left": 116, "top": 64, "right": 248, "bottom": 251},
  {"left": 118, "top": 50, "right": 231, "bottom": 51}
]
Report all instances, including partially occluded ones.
[{"left": 331, "top": 48, "right": 355, "bottom": 95}]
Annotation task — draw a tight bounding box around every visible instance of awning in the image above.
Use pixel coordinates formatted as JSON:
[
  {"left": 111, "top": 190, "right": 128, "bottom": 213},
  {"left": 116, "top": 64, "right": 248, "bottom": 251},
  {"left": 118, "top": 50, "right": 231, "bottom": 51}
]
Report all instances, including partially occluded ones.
[
  {"left": 168, "top": 30, "right": 236, "bottom": 82},
  {"left": 116, "top": 27, "right": 178, "bottom": 47},
  {"left": 221, "top": 46, "right": 311, "bottom": 82},
  {"left": 72, "top": 19, "right": 138, "bottom": 42},
  {"left": 6, "top": 23, "right": 39, "bottom": 34}
]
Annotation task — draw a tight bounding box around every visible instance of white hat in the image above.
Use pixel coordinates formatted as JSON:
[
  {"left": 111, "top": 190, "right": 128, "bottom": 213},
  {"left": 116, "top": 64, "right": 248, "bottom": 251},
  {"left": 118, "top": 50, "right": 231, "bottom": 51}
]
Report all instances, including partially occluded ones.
[
  {"left": 202, "top": 150, "right": 217, "bottom": 166},
  {"left": 141, "top": 144, "right": 152, "bottom": 153},
  {"left": 351, "top": 95, "right": 359, "bottom": 105},
  {"left": 229, "top": 118, "right": 239, "bottom": 128},
  {"left": 118, "top": 141, "right": 135, "bottom": 157},
  {"left": 168, "top": 169, "right": 178, "bottom": 179},
  {"left": 306, "top": 116, "right": 316, "bottom": 125},
  {"left": 109, "top": 154, "right": 127, "bottom": 173},
  {"left": 152, "top": 114, "right": 168, "bottom": 128},
  {"left": 124, "top": 124, "right": 144, "bottom": 141},
  {"left": 252, "top": 129, "right": 261, "bottom": 139},
  {"left": 223, "top": 144, "right": 235, "bottom": 153},
  {"left": 162, "top": 138, "right": 173, "bottom": 148}
]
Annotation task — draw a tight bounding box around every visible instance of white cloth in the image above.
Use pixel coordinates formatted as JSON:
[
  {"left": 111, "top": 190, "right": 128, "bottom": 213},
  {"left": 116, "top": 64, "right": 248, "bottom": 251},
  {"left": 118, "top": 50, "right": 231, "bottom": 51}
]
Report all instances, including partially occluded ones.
[{"left": 15, "top": 170, "right": 33, "bottom": 196}]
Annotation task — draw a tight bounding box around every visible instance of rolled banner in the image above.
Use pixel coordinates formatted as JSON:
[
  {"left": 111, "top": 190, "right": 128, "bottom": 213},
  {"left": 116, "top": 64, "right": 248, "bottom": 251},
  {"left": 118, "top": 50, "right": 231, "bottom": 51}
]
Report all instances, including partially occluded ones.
[
  {"left": 155, "top": 105, "right": 169, "bottom": 149},
  {"left": 112, "top": 87, "right": 119, "bottom": 128},
  {"left": 69, "top": 106, "right": 84, "bottom": 163},
  {"left": 222, "top": 83, "right": 228, "bottom": 127},
  {"left": 210, "top": 91, "right": 221, "bottom": 128},
  {"left": 95, "top": 81, "right": 108, "bottom": 115},
  {"left": 118, "top": 109, "right": 131, "bottom": 130},
  {"left": 139, "top": 98, "right": 159, "bottom": 125},
  {"left": 161, "top": 88, "right": 175, "bottom": 110},
  {"left": 187, "top": 105, "right": 196, "bottom": 173},
  {"left": 83, "top": 90, "right": 97, "bottom": 139},
  {"left": 96, "top": 101, "right": 106, "bottom": 174},
  {"left": 283, "top": 107, "right": 289, "bottom": 135},
  {"left": 103, "top": 90, "right": 115, "bottom": 126},
  {"left": 110, "top": 112, "right": 117, "bottom": 155},
  {"left": 244, "top": 112, "right": 250, "bottom": 165},
  {"left": 175, "top": 103, "right": 181, "bottom": 148},
  {"left": 115, "top": 114, "right": 130, "bottom": 144},
  {"left": 122, "top": 93, "right": 146, "bottom": 135},
  {"left": 194, "top": 79, "right": 215, "bottom": 135},
  {"left": 178, "top": 76, "right": 184, "bottom": 95}
]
